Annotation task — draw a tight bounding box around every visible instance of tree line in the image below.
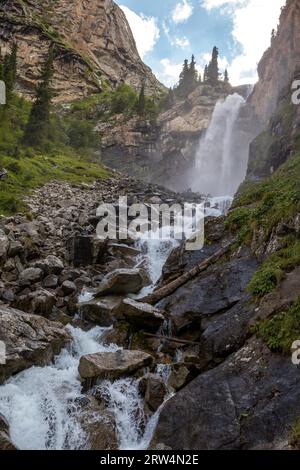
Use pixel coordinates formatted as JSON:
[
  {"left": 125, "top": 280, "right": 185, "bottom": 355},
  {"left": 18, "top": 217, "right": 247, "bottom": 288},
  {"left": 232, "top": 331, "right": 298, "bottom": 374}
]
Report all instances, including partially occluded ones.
[{"left": 165, "top": 46, "right": 230, "bottom": 105}]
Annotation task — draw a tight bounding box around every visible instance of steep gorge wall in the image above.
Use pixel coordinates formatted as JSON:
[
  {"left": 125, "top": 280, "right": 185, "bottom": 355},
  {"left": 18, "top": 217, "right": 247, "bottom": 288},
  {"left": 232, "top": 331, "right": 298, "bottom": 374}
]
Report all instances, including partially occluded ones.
[
  {"left": 246, "top": 0, "right": 300, "bottom": 180},
  {"left": 0, "top": 0, "right": 163, "bottom": 102}
]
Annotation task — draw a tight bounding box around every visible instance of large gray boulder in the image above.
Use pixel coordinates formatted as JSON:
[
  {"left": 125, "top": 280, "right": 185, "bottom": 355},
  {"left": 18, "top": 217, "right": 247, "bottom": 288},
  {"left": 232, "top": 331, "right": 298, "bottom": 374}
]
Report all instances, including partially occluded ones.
[
  {"left": 116, "top": 298, "right": 166, "bottom": 332},
  {"left": 0, "top": 305, "right": 71, "bottom": 384},
  {"left": 151, "top": 337, "right": 300, "bottom": 450},
  {"left": 79, "top": 297, "right": 122, "bottom": 326},
  {"left": 79, "top": 350, "right": 153, "bottom": 383},
  {"left": 95, "top": 268, "right": 150, "bottom": 296}
]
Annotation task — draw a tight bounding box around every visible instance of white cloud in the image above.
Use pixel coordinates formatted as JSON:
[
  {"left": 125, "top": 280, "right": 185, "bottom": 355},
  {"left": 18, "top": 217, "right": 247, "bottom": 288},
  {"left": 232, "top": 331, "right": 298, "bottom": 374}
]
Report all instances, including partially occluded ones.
[
  {"left": 158, "top": 59, "right": 183, "bottom": 88},
  {"left": 163, "top": 21, "right": 190, "bottom": 49},
  {"left": 120, "top": 5, "right": 160, "bottom": 58},
  {"left": 201, "top": 0, "right": 286, "bottom": 85},
  {"left": 172, "top": 1, "right": 193, "bottom": 24}
]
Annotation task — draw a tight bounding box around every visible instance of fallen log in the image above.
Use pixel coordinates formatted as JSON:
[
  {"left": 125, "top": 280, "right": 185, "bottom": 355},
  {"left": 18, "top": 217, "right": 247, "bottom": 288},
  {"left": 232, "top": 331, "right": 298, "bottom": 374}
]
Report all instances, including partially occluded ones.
[
  {"left": 144, "top": 333, "right": 201, "bottom": 346},
  {"left": 138, "top": 240, "right": 235, "bottom": 305}
]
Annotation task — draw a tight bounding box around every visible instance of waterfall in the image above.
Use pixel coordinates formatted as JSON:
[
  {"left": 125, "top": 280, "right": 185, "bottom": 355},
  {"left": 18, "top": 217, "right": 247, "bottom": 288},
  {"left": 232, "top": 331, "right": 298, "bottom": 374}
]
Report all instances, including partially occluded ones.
[{"left": 191, "top": 93, "right": 247, "bottom": 197}]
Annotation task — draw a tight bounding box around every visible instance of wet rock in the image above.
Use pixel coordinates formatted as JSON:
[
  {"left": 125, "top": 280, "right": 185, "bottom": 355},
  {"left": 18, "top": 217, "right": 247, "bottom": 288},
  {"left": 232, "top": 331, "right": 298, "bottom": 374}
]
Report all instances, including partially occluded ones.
[
  {"left": 0, "top": 414, "right": 16, "bottom": 450},
  {"left": 116, "top": 298, "right": 166, "bottom": 332},
  {"left": 0, "top": 305, "right": 71, "bottom": 384},
  {"left": 95, "top": 268, "right": 149, "bottom": 296},
  {"left": 79, "top": 297, "right": 122, "bottom": 326},
  {"left": 168, "top": 365, "right": 191, "bottom": 391},
  {"left": 158, "top": 254, "right": 258, "bottom": 332},
  {"left": 19, "top": 267, "right": 43, "bottom": 286},
  {"left": 100, "top": 323, "right": 130, "bottom": 348},
  {"left": 151, "top": 337, "right": 300, "bottom": 450},
  {"left": 79, "top": 350, "right": 153, "bottom": 384},
  {"left": 79, "top": 397, "right": 118, "bottom": 450},
  {"left": 139, "top": 374, "right": 168, "bottom": 412}
]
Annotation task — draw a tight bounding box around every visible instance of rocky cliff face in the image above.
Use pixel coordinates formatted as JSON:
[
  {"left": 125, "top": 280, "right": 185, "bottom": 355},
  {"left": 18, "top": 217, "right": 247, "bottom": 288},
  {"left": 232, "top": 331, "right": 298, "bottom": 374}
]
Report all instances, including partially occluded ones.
[
  {"left": 0, "top": 0, "right": 163, "bottom": 102},
  {"left": 248, "top": 0, "right": 300, "bottom": 125}
]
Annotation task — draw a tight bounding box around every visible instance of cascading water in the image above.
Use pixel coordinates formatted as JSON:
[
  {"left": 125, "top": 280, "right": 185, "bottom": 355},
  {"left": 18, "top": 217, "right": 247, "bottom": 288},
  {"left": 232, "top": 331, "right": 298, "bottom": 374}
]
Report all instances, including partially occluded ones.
[
  {"left": 191, "top": 93, "right": 247, "bottom": 197},
  {"left": 0, "top": 326, "right": 119, "bottom": 450}
]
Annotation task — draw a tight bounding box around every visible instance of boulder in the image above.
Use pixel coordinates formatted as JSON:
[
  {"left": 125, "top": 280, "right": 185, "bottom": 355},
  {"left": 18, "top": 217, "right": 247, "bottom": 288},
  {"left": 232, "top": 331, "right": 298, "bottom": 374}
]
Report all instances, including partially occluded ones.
[
  {"left": 33, "top": 255, "right": 64, "bottom": 275},
  {"left": 95, "top": 268, "right": 149, "bottom": 296},
  {"left": 78, "top": 397, "right": 118, "bottom": 450},
  {"left": 61, "top": 280, "right": 77, "bottom": 295},
  {"left": 0, "top": 414, "right": 16, "bottom": 450},
  {"left": 19, "top": 267, "right": 43, "bottom": 286},
  {"left": 43, "top": 274, "right": 59, "bottom": 288},
  {"left": 116, "top": 298, "right": 166, "bottom": 332},
  {"left": 79, "top": 297, "right": 122, "bottom": 326},
  {"left": 0, "top": 231, "right": 9, "bottom": 260},
  {"left": 139, "top": 374, "right": 168, "bottom": 412},
  {"left": 14, "top": 289, "right": 56, "bottom": 317},
  {"left": 0, "top": 305, "right": 71, "bottom": 384},
  {"left": 79, "top": 350, "right": 153, "bottom": 384},
  {"left": 168, "top": 364, "right": 191, "bottom": 391},
  {"left": 151, "top": 337, "right": 300, "bottom": 450},
  {"left": 158, "top": 253, "right": 258, "bottom": 332}
]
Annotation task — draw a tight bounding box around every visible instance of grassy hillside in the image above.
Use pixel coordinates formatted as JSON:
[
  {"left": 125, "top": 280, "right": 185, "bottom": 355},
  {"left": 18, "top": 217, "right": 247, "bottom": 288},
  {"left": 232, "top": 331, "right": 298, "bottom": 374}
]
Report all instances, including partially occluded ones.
[{"left": 0, "top": 93, "right": 109, "bottom": 215}]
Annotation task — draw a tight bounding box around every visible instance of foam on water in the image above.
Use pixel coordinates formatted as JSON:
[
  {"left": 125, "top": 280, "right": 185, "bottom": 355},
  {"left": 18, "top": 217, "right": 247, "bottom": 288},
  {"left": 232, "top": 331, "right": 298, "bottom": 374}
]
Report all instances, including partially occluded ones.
[{"left": 0, "top": 326, "right": 119, "bottom": 450}]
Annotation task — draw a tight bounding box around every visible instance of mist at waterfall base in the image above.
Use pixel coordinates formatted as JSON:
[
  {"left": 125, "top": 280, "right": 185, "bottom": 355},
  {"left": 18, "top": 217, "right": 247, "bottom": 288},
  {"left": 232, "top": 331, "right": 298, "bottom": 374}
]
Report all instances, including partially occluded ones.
[{"left": 186, "top": 93, "right": 251, "bottom": 197}]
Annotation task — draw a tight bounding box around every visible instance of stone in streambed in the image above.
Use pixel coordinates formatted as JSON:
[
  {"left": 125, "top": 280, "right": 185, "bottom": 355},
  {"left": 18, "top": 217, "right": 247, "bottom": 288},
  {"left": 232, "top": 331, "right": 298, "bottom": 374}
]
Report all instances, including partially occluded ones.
[
  {"left": 0, "top": 305, "right": 71, "bottom": 384},
  {"left": 95, "top": 268, "right": 149, "bottom": 296},
  {"left": 78, "top": 297, "right": 123, "bottom": 326},
  {"left": 19, "top": 267, "right": 43, "bottom": 286},
  {"left": 78, "top": 350, "right": 153, "bottom": 384},
  {"left": 116, "top": 298, "right": 166, "bottom": 332},
  {"left": 139, "top": 374, "right": 168, "bottom": 412}
]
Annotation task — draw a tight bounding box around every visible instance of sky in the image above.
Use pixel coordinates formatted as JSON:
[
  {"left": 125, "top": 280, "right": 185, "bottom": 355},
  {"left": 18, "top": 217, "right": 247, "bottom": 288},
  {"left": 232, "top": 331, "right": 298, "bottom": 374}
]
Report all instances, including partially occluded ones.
[{"left": 115, "top": 0, "right": 286, "bottom": 87}]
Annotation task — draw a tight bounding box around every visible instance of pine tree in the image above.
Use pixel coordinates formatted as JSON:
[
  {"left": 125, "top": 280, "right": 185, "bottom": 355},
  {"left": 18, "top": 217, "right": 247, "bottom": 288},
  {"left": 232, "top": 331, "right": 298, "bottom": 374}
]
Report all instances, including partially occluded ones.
[
  {"left": 203, "top": 65, "right": 208, "bottom": 82},
  {"left": 224, "top": 68, "right": 229, "bottom": 83},
  {"left": 2, "top": 44, "right": 17, "bottom": 104},
  {"left": 137, "top": 82, "right": 146, "bottom": 115},
  {"left": 178, "top": 59, "right": 189, "bottom": 89},
  {"left": 188, "top": 55, "right": 198, "bottom": 84},
  {"left": 207, "top": 46, "right": 220, "bottom": 85},
  {"left": 23, "top": 47, "right": 54, "bottom": 148}
]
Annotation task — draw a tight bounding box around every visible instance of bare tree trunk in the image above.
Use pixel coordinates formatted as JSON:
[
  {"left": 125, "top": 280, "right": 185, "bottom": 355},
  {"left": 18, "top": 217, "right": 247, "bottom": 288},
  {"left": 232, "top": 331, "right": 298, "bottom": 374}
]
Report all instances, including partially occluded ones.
[{"left": 138, "top": 241, "right": 234, "bottom": 305}]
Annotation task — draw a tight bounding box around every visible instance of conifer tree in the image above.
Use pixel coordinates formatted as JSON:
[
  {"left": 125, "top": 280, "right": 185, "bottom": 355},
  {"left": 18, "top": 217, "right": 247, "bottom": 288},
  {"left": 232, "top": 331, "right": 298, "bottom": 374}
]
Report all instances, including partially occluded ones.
[
  {"left": 203, "top": 65, "right": 208, "bottom": 82},
  {"left": 23, "top": 47, "right": 54, "bottom": 148},
  {"left": 207, "top": 46, "right": 220, "bottom": 85},
  {"left": 224, "top": 68, "right": 229, "bottom": 83}
]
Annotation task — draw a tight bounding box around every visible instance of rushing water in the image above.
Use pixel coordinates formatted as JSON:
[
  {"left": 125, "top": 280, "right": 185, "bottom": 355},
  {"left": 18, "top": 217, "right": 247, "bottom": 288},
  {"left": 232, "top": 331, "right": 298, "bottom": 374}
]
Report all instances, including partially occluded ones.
[
  {"left": 0, "top": 326, "right": 119, "bottom": 450},
  {"left": 190, "top": 93, "right": 247, "bottom": 196}
]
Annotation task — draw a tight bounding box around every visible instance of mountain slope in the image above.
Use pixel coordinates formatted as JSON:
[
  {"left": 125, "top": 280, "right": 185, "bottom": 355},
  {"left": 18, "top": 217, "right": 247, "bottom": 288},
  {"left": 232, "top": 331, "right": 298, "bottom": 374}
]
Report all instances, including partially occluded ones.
[{"left": 0, "top": 0, "right": 164, "bottom": 102}]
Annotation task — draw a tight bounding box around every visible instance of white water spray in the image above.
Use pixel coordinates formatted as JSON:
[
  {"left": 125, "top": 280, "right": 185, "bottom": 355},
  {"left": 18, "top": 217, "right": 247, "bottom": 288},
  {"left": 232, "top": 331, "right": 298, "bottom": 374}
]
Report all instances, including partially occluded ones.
[{"left": 191, "top": 93, "right": 247, "bottom": 196}]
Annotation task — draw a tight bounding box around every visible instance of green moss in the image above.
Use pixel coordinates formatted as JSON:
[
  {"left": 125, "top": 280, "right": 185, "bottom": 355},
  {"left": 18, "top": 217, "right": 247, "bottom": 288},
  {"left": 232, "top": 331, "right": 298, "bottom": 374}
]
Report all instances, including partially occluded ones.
[
  {"left": 254, "top": 299, "right": 300, "bottom": 353},
  {"left": 248, "top": 238, "right": 300, "bottom": 298}
]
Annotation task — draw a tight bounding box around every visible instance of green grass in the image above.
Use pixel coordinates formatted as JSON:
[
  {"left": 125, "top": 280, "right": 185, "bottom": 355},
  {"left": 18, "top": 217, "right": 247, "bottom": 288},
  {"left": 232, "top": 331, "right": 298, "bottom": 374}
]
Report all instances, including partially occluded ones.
[
  {"left": 0, "top": 94, "right": 108, "bottom": 215},
  {"left": 254, "top": 299, "right": 300, "bottom": 353},
  {"left": 0, "top": 152, "right": 108, "bottom": 215}
]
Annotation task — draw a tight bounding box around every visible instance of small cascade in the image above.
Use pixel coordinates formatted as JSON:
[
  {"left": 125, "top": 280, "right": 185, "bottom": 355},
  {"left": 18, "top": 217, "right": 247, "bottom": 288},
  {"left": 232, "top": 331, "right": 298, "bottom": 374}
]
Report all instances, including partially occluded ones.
[
  {"left": 191, "top": 93, "right": 247, "bottom": 196},
  {"left": 0, "top": 326, "right": 119, "bottom": 450}
]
